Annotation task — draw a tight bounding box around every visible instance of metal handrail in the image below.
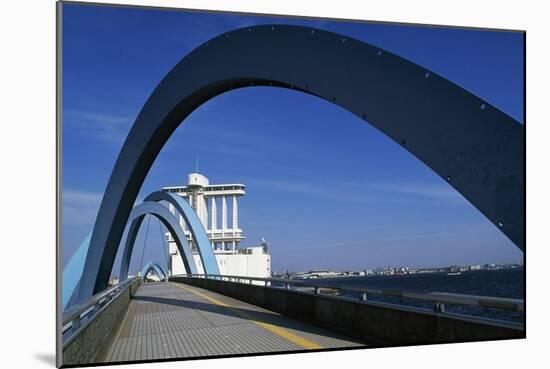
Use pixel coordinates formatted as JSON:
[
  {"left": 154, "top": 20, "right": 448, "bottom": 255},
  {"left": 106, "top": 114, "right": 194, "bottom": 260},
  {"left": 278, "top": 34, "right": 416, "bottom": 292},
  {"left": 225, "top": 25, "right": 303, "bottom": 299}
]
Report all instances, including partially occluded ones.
[
  {"left": 175, "top": 274, "right": 524, "bottom": 313},
  {"left": 62, "top": 277, "right": 140, "bottom": 338}
]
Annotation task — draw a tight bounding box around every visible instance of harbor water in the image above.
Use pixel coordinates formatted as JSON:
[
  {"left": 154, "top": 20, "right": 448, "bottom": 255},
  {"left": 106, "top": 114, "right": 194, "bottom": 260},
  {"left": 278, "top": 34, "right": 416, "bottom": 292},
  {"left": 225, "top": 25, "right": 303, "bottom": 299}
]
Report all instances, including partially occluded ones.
[{"left": 292, "top": 268, "right": 524, "bottom": 324}]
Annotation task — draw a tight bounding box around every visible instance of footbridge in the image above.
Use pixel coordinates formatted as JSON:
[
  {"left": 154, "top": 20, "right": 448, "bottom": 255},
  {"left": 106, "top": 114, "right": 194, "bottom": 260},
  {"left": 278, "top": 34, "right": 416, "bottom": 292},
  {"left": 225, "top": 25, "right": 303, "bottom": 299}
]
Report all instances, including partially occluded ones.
[
  {"left": 59, "top": 24, "right": 524, "bottom": 367},
  {"left": 61, "top": 275, "right": 524, "bottom": 365},
  {"left": 59, "top": 188, "right": 523, "bottom": 366}
]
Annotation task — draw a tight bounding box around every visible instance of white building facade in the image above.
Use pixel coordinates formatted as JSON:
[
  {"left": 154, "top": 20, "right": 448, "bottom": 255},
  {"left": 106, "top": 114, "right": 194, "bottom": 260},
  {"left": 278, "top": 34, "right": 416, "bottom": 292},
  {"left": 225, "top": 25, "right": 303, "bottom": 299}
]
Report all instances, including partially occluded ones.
[{"left": 163, "top": 173, "right": 270, "bottom": 278}]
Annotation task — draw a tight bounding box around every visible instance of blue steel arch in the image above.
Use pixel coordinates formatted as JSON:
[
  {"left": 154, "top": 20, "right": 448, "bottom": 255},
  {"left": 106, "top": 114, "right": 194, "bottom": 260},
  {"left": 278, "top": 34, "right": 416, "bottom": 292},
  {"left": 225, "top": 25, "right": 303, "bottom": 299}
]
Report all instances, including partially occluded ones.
[
  {"left": 143, "top": 191, "right": 219, "bottom": 275},
  {"left": 118, "top": 192, "right": 219, "bottom": 283},
  {"left": 118, "top": 201, "right": 197, "bottom": 283},
  {"left": 78, "top": 24, "right": 524, "bottom": 301},
  {"left": 140, "top": 261, "right": 167, "bottom": 280},
  {"left": 63, "top": 201, "right": 198, "bottom": 309},
  {"left": 62, "top": 232, "right": 91, "bottom": 310}
]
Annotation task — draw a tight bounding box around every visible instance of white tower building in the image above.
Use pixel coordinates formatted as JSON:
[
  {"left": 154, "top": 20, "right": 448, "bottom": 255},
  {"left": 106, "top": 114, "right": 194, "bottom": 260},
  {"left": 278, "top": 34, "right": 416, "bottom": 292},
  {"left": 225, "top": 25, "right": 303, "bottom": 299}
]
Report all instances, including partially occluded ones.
[{"left": 163, "top": 172, "right": 270, "bottom": 279}]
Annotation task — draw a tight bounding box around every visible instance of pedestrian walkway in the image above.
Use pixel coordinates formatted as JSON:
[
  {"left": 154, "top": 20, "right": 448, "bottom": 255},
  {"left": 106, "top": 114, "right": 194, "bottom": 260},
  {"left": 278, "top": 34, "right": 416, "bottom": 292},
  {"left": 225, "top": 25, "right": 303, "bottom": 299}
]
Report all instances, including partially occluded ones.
[{"left": 100, "top": 282, "right": 364, "bottom": 362}]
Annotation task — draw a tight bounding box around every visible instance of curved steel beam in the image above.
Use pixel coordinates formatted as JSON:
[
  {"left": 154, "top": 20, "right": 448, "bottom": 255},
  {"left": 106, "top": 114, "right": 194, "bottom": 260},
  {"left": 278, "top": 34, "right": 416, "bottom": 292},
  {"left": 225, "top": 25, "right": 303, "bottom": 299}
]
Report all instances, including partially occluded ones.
[
  {"left": 140, "top": 261, "right": 167, "bottom": 280},
  {"left": 143, "top": 191, "right": 219, "bottom": 275},
  {"left": 63, "top": 199, "right": 199, "bottom": 309},
  {"left": 79, "top": 24, "right": 523, "bottom": 300},
  {"left": 62, "top": 232, "right": 91, "bottom": 310},
  {"left": 118, "top": 201, "right": 197, "bottom": 284}
]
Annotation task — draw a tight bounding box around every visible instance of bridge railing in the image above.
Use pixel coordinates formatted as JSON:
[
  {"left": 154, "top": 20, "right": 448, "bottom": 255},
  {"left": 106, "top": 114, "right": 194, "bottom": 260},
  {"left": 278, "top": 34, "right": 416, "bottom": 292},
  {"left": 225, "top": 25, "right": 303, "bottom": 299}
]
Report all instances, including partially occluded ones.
[
  {"left": 175, "top": 274, "right": 524, "bottom": 317},
  {"left": 61, "top": 276, "right": 140, "bottom": 344}
]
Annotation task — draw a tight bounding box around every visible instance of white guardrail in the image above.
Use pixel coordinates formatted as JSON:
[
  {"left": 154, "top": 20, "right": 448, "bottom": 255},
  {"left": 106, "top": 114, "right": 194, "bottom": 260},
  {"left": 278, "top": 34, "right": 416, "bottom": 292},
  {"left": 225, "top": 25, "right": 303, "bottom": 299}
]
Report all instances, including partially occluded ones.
[{"left": 176, "top": 274, "right": 524, "bottom": 315}]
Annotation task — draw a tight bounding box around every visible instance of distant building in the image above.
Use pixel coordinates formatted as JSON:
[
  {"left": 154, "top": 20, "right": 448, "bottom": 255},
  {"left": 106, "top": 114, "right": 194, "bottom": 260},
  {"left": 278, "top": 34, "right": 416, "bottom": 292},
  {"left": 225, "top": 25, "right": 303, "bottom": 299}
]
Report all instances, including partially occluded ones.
[
  {"left": 163, "top": 172, "right": 270, "bottom": 279},
  {"left": 293, "top": 270, "right": 344, "bottom": 279}
]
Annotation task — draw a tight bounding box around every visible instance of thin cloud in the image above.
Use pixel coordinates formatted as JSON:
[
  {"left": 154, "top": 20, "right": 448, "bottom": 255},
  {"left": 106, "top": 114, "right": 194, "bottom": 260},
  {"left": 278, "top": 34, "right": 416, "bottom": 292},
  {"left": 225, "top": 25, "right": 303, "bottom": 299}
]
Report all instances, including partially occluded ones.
[
  {"left": 62, "top": 189, "right": 103, "bottom": 227},
  {"left": 246, "top": 177, "right": 464, "bottom": 204},
  {"left": 63, "top": 189, "right": 102, "bottom": 203},
  {"left": 363, "top": 182, "right": 463, "bottom": 202},
  {"left": 246, "top": 178, "right": 334, "bottom": 198},
  {"left": 64, "top": 109, "right": 134, "bottom": 145}
]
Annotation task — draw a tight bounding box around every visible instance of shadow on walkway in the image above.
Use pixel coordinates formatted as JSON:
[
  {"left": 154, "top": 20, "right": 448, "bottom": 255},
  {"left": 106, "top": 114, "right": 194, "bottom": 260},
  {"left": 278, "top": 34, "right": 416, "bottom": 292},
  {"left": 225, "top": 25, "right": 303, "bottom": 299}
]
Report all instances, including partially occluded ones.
[{"left": 132, "top": 290, "right": 362, "bottom": 344}]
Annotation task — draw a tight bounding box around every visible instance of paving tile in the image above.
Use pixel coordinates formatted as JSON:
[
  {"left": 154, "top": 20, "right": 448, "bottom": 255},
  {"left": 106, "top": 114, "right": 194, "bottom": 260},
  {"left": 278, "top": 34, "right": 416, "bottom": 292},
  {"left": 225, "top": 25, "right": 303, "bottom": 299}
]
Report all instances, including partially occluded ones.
[{"left": 102, "top": 282, "right": 364, "bottom": 362}]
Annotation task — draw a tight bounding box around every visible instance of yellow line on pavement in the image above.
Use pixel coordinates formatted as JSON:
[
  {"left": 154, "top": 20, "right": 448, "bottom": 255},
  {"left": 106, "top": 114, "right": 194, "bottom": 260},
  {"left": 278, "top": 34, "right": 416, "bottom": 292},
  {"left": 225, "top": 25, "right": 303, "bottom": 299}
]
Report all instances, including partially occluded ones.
[{"left": 172, "top": 283, "right": 323, "bottom": 350}]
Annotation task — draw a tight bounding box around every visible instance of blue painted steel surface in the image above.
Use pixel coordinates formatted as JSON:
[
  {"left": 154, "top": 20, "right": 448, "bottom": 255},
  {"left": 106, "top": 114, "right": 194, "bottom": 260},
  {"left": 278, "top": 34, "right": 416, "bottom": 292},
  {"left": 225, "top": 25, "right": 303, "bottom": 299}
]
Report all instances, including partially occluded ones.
[
  {"left": 144, "top": 191, "right": 219, "bottom": 275},
  {"left": 64, "top": 201, "right": 199, "bottom": 309},
  {"left": 62, "top": 232, "right": 91, "bottom": 310},
  {"left": 78, "top": 25, "right": 524, "bottom": 301},
  {"left": 118, "top": 201, "right": 197, "bottom": 283},
  {"left": 140, "top": 261, "right": 167, "bottom": 280}
]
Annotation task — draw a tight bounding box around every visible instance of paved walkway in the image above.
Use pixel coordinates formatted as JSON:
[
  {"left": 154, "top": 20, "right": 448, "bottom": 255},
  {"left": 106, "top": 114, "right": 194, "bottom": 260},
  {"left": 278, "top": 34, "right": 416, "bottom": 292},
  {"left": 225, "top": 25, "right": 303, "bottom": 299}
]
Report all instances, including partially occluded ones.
[{"left": 101, "top": 282, "right": 364, "bottom": 362}]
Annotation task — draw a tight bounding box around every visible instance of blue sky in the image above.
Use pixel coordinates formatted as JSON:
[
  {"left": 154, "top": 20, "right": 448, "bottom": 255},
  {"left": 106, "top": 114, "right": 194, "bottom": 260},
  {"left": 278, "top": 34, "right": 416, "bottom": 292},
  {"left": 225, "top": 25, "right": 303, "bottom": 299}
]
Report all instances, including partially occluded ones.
[{"left": 62, "top": 3, "right": 524, "bottom": 275}]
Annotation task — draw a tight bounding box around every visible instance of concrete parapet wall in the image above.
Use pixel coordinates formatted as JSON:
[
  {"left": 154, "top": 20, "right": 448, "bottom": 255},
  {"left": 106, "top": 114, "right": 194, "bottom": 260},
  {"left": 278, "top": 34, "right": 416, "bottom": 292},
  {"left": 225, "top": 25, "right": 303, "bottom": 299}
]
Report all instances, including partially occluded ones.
[
  {"left": 62, "top": 279, "right": 141, "bottom": 366},
  {"left": 171, "top": 277, "right": 523, "bottom": 345}
]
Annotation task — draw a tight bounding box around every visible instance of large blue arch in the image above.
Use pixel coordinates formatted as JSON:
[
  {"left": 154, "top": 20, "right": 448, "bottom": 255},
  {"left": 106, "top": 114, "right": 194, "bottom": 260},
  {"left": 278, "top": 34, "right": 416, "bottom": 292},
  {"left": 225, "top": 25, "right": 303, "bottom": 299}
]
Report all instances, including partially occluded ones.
[
  {"left": 118, "top": 201, "right": 197, "bottom": 283},
  {"left": 140, "top": 261, "right": 167, "bottom": 281},
  {"left": 78, "top": 24, "right": 524, "bottom": 301},
  {"left": 143, "top": 191, "right": 219, "bottom": 275},
  {"left": 62, "top": 232, "right": 91, "bottom": 310}
]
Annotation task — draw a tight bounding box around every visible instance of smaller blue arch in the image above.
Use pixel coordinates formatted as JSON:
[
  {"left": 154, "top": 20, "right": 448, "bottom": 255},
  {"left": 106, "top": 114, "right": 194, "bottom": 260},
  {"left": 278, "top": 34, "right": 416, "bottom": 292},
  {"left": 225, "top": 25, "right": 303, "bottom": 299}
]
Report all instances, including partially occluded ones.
[
  {"left": 141, "top": 261, "right": 167, "bottom": 280},
  {"left": 144, "top": 191, "right": 219, "bottom": 275},
  {"left": 63, "top": 201, "right": 199, "bottom": 310},
  {"left": 118, "top": 201, "right": 198, "bottom": 283}
]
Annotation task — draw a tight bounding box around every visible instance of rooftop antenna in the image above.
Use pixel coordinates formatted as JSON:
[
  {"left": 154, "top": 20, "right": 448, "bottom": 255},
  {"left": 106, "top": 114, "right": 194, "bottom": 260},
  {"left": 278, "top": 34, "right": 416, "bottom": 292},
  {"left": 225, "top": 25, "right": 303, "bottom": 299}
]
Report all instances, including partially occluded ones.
[{"left": 195, "top": 158, "right": 199, "bottom": 173}]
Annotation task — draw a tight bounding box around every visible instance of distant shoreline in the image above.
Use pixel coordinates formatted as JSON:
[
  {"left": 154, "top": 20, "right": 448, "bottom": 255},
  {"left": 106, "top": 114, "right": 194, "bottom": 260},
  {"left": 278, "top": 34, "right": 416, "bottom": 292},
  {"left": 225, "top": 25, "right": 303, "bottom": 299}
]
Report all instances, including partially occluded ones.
[{"left": 277, "top": 263, "right": 523, "bottom": 280}]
